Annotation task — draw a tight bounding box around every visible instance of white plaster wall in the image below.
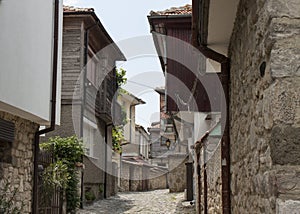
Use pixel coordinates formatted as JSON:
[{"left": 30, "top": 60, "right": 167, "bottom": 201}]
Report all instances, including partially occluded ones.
[{"left": 0, "top": 0, "right": 62, "bottom": 125}]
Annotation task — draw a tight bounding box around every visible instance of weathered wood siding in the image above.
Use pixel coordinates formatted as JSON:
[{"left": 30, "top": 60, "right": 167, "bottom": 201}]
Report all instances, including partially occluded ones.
[{"left": 61, "top": 19, "right": 84, "bottom": 103}]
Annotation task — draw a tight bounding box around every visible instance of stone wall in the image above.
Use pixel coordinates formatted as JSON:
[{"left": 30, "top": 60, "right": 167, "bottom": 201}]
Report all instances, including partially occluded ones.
[
  {"left": 120, "top": 161, "right": 168, "bottom": 192},
  {"left": 148, "top": 168, "right": 168, "bottom": 190},
  {"left": 168, "top": 154, "right": 188, "bottom": 192},
  {"left": 0, "top": 111, "right": 38, "bottom": 213},
  {"left": 229, "top": 0, "right": 300, "bottom": 213},
  {"left": 206, "top": 143, "right": 222, "bottom": 213},
  {"left": 120, "top": 161, "right": 144, "bottom": 192}
]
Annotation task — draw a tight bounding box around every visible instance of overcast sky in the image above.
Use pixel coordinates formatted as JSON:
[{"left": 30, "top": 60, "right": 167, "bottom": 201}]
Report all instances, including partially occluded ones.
[{"left": 63, "top": 0, "right": 191, "bottom": 129}]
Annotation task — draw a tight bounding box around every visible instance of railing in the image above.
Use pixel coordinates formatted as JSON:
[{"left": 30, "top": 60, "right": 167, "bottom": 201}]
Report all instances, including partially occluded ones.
[{"left": 85, "top": 74, "right": 118, "bottom": 123}]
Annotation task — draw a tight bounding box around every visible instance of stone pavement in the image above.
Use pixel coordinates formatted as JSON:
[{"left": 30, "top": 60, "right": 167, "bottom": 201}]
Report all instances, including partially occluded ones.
[{"left": 77, "top": 189, "right": 196, "bottom": 214}]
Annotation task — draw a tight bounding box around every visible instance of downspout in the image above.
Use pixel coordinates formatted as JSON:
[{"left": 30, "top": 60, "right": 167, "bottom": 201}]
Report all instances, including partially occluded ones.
[
  {"left": 192, "top": 1, "right": 231, "bottom": 213},
  {"left": 196, "top": 151, "right": 201, "bottom": 211},
  {"left": 32, "top": 0, "right": 60, "bottom": 213},
  {"left": 104, "top": 123, "right": 113, "bottom": 198},
  {"left": 129, "top": 104, "right": 134, "bottom": 144},
  {"left": 168, "top": 111, "right": 180, "bottom": 149},
  {"left": 79, "top": 28, "right": 89, "bottom": 209},
  {"left": 80, "top": 22, "right": 99, "bottom": 207}
]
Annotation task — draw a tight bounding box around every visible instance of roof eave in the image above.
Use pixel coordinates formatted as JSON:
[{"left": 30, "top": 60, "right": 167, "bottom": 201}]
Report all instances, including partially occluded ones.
[{"left": 64, "top": 11, "right": 126, "bottom": 61}]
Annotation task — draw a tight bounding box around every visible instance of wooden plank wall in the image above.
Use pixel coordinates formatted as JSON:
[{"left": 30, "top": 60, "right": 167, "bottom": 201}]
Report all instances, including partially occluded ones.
[{"left": 61, "top": 19, "right": 84, "bottom": 104}]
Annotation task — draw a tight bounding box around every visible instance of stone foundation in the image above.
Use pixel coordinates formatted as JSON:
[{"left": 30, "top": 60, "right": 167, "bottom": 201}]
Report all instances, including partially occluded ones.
[
  {"left": 0, "top": 111, "right": 38, "bottom": 213},
  {"left": 148, "top": 169, "right": 168, "bottom": 190},
  {"left": 120, "top": 161, "right": 145, "bottom": 192}
]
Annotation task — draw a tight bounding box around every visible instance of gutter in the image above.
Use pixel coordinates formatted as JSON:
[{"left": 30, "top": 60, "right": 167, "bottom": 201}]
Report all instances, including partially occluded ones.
[{"left": 32, "top": 0, "right": 60, "bottom": 213}]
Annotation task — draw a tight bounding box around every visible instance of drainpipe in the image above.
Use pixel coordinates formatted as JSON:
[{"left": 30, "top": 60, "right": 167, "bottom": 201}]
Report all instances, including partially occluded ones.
[
  {"left": 79, "top": 25, "right": 90, "bottom": 209},
  {"left": 80, "top": 21, "right": 100, "bottom": 207},
  {"left": 104, "top": 123, "right": 113, "bottom": 198},
  {"left": 196, "top": 151, "right": 201, "bottom": 211},
  {"left": 192, "top": 1, "right": 231, "bottom": 212},
  {"left": 129, "top": 104, "right": 134, "bottom": 144},
  {"left": 32, "top": 0, "right": 60, "bottom": 213}
]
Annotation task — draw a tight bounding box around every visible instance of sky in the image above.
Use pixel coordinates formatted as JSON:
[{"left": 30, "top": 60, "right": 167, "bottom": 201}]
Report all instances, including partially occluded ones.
[{"left": 63, "top": 0, "right": 191, "bottom": 129}]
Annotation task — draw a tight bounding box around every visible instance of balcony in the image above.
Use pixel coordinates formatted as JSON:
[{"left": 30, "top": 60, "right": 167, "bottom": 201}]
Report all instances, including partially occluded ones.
[{"left": 85, "top": 76, "right": 119, "bottom": 123}]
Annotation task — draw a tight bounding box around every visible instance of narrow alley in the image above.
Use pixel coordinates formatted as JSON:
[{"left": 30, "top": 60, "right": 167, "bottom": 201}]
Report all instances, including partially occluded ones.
[{"left": 77, "top": 189, "right": 195, "bottom": 214}]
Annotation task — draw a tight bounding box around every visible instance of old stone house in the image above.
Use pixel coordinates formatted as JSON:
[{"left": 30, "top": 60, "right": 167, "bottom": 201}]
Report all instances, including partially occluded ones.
[
  {"left": 0, "top": 0, "right": 63, "bottom": 213},
  {"left": 44, "top": 5, "right": 126, "bottom": 204},
  {"left": 192, "top": 0, "right": 300, "bottom": 213},
  {"left": 148, "top": 4, "right": 202, "bottom": 194},
  {"left": 149, "top": 1, "right": 300, "bottom": 213},
  {"left": 188, "top": 0, "right": 300, "bottom": 213}
]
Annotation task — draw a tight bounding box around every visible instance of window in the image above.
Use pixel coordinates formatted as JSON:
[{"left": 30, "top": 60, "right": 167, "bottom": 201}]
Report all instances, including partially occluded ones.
[
  {"left": 0, "top": 118, "right": 14, "bottom": 163},
  {"left": 87, "top": 55, "right": 98, "bottom": 86},
  {"left": 83, "top": 117, "right": 97, "bottom": 157}
]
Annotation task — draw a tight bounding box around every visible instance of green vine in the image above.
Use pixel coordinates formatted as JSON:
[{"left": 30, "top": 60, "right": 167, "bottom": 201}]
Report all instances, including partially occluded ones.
[
  {"left": 112, "top": 68, "right": 128, "bottom": 154},
  {"left": 112, "top": 126, "right": 125, "bottom": 154},
  {"left": 0, "top": 178, "right": 24, "bottom": 214},
  {"left": 40, "top": 136, "right": 84, "bottom": 213},
  {"left": 116, "top": 68, "right": 127, "bottom": 87}
]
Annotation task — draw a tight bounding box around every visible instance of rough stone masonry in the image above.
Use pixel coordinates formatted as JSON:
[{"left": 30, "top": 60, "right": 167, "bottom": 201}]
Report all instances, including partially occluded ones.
[
  {"left": 229, "top": 0, "right": 300, "bottom": 213},
  {"left": 0, "top": 111, "right": 38, "bottom": 213}
]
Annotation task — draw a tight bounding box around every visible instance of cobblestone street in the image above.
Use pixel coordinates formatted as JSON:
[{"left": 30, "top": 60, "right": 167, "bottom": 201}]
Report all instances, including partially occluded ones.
[{"left": 77, "top": 189, "right": 195, "bottom": 214}]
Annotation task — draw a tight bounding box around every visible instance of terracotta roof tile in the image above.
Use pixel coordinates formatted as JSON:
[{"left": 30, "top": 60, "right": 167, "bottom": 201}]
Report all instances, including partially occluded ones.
[
  {"left": 63, "top": 5, "right": 94, "bottom": 13},
  {"left": 150, "top": 4, "right": 192, "bottom": 16}
]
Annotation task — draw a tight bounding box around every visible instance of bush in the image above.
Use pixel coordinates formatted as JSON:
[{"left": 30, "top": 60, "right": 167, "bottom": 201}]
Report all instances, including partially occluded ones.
[
  {"left": 84, "top": 191, "right": 96, "bottom": 202},
  {"left": 41, "top": 136, "right": 84, "bottom": 213}
]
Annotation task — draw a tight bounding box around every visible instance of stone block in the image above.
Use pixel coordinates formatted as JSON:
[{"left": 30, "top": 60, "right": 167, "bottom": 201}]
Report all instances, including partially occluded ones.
[
  {"left": 276, "top": 199, "right": 300, "bottom": 214},
  {"left": 270, "top": 126, "right": 300, "bottom": 165},
  {"left": 270, "top": 36, "right": 300, "bottom": 78},
  {"left": 275, "top": 168, "right": 300, "bottom": 199},
  {"left": 264, "top": 78, "right": 300, "bottom": 125},
  {"left": 267, "top": 0, "right": 300, "bottom": 18}
]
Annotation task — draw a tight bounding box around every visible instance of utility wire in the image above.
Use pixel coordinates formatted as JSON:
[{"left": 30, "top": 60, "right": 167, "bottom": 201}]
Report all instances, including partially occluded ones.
[{"left": 126, "top": 80, "right": 161, "bottom": 90}]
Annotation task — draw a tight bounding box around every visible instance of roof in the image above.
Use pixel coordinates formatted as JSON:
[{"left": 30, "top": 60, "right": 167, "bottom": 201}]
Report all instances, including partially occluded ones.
[
  {"left": 150, "top": 121, "right": 160, "bottom": 128},
  {"left": 63, "top": 6, "right": 126, "bottom": 61},
  {"left": 150, "top": 4, "right": 192, "bottom": 16},
  {"left": 119, "top": 89, "right": 146, "bottom": 105},
  {"left": 63, "top": 6, "right": 94, "bottom": 13},
  {"left": 122, "top": 156, "right": 153, "bottom": 167},
  {"left": 155, "top": 86, "right": 165, "bottom": 95},
  {"left": 136, "top": 125, "right": 149, "bottom": 135}
]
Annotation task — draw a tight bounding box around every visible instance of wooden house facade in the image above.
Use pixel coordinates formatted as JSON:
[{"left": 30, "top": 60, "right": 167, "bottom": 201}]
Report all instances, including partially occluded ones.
[{"left": 45, "top": 6, "right": 125, "bottom": 204}]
